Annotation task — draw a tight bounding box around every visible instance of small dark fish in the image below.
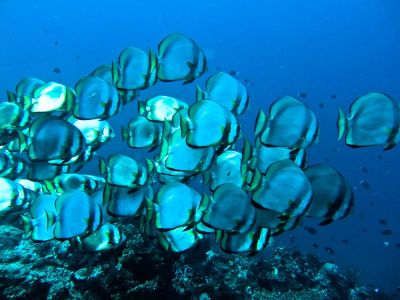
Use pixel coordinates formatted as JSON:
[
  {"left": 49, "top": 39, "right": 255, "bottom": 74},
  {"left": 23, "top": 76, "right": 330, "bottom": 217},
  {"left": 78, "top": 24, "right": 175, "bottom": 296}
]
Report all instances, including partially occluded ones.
[
  {"left": 304, "top": 226, "right": 317, "bottom": 235},
  {"left": 381, "top": 229, "right": 393, "bottom": 235},
  {"left": 318, "top": 101, "right": 325, "bottom": 108},
  {"left": 228, "top": 70, "right": 239, "bottom": 76},
  {"left": 53, "top": 67, "right": 61, "bottom": 74},
  {"left": 76, "top": 55, "right": 80, "bottom": 60},
  {"left": 360, "top": 166, "right": 368, "bottom": 173},
  {"left": 378, "top": 219, "right": 387, "bottom": 226},
  {"left": 325, "top": 247, "right": 335, "bottom": 255},
  {"left": 324, "top": 157, "right": 330, "bottom": 163},
  {"left": 244, "top": 79, "right": 251, "bottom": 83},
  {"left": 359, "top": 213, "right": 364, "bottom": 220},
  {"left": 54, "top": 41, "right": 59, "bottom": 46},
  {"left": 395, "top": 243, "right": 400, "bottom": 249},
  {"left": 368, "top": 201, "right": 374, "bottom": 207},
  {"left": 341, "top": 238, "right": 349, "bottom": 244},
  {"left": 330, "top": 94, "right": 337, "bottom": 99},
  {"left": 360, "top": 180, "right": 371, "bottom": 190},
  {"left": 376, "top": 154, "right": 384, "bottom": 160},
  {"left": 298, "top": 92, "right": 307, "bottom": 98},
  {"left": 362, "top": 228, "right": 368, "bottom": 232},
  {"left": 289, "top": 234, "right": 295, "bottom": 242},
  {"left": 331, "top": 147, "right": 340, "bottom": 153},
  {"left": 312, "top": 242, "right": 319, "bottom": 249}
]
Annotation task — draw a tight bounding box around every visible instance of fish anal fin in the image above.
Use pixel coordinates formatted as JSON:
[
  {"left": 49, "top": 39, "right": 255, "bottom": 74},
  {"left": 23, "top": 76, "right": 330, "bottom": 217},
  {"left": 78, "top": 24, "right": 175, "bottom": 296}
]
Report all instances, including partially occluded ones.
[{"left": 319, "top": 219, "right": 334, "bottom": 226}]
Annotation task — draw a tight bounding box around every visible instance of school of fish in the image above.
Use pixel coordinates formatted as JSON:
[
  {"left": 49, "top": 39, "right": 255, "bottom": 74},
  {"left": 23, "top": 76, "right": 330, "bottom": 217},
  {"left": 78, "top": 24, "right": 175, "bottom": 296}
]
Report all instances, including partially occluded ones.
[{"left": 1, "top": 33, "right": 399, "bottom": 254}]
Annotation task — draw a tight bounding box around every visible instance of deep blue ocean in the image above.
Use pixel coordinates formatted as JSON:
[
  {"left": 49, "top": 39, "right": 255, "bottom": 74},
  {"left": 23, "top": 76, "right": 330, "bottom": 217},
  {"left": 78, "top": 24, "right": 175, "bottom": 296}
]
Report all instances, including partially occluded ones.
[{"left": 0, "top": 0, "right": 399, "bottom": 295}]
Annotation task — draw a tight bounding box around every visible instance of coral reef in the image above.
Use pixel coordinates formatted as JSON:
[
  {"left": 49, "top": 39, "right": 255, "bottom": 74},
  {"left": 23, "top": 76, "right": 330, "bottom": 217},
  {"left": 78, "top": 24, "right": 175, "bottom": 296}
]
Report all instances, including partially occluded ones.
[{"left": 0, "top": 222, "right": 393, "bottom": 300}]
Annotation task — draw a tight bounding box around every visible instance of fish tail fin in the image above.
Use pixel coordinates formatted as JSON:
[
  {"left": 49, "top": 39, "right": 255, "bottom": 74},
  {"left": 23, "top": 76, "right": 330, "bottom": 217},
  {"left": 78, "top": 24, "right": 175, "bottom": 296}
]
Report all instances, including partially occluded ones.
[
  {"left": 162, "top": 120, "right": 171, "bottom": 139},
  {"left": 69, "top": 237, "right": 79, "bottom": 250},
  {"left": 103, "top": 183, "right": 113, "bottom": 205},
  {"left": 20, "top": 95, "right": 33, "bottom": 111},
  {"left": 202, "top": 170, "right": 211, "bottom": 186},
  {"left": 242, "top": 139, "right": 253, "bottom": 163},
  {"left": 44, "top": 210, "right": 55, "bottom": 229},
  {"left": 313, "top": 126, "right": 321, "bottom": 145},
  {"left": 15, "top": 129, "right": 27, "bottom": 152},
  {"left": 249, "top": 169, "right": 262, "bottom": 192},
  {"left": 241, "top": 139, "right": 253, "bottom": 178},
  {"left": 159, "top": 139, "right": 168, "bottom": 160},
  {"left": 98, "top": 157, "right": 107, "bottom": 175},
  {"left": 180, "top": 113, "right": 189, "bottom": 138},
  {"left": 187, "top": 61, "right": 195, "bottom": 71},
  {"left": 145, "top": 158, "right": 154, "bottom": 174},
  {"left": 121, "top": 126, "right": 130, "bottom": 142},
  {"left": 138, "top": 100, "right": 145, "bottom": 115},
  {"left": 111, "top": 61, "right": 119, "bottom": 85},
  {"left": 158, "top": 234, "right": 170, "bottom": 251},
  {"left": 158, "top": 121, "right": 171, "bottom": 159},
  {"left": 195, "top": 85, "right": 206, "bottom": 101},
  {"left": 197, "top": 194, "right": 211, "bottom": 221},
  {"left": 215, "top": 229, "right": 223, "bottom": 242},
  {"left": 384, "top": 143, "right": 396, "bottom": 151},
  {"left": 183, "top": 77, "right": 195, "bottom": 85},
  {"left": 145, "top": 196, "right": 155, "bottom": 224},
  {"left": 6, "top": 90, "right": 17, "bottom": 102},
  {"left": 337, "top": 108, "right": 348, "bottom": 141},
  {"left": 65, "top": 87, "right": 76, "bottom": 110},
  {"left": 384, "top": 127, "right": 398, "bottom": 150},
  {"left": 20, "top": 215, "right": 32, "bottom": 234},
  {"left": 148, "top": 48, "right": 158, "bottom": 71},
  {"left": 44, "top": 180, "right": 56, "bottom": 195},
  {"left": 183, "top": 62, "right": 197, "bottom": 85},
  {"left": 254, "top": 109, "right": 267, "bottom": 137}
]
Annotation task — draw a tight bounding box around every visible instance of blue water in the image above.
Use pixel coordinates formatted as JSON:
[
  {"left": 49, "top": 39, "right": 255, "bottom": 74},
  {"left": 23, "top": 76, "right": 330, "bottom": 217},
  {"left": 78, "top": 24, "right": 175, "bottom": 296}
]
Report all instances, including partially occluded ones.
[{"left": 0, "top": 0, "right": 399, "bottom": 294}]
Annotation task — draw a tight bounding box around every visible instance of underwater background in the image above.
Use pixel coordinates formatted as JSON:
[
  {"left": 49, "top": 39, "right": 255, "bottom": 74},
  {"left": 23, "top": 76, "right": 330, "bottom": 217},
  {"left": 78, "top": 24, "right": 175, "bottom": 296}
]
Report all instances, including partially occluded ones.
[{"left": 0, "top": 0, "right": 399, "bottom": 298}]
